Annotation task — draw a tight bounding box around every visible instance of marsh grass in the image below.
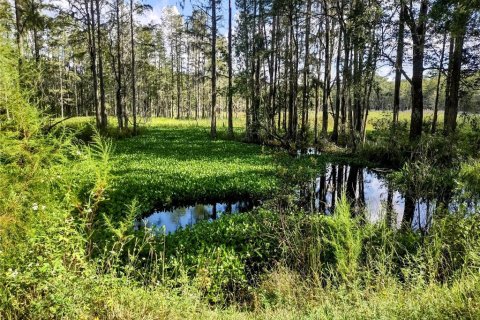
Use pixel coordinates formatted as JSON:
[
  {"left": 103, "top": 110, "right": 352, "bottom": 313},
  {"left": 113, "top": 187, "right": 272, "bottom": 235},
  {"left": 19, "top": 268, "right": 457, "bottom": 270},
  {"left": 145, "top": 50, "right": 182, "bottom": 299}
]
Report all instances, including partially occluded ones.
[{"left": 74, "top": 117, "right": 351, "bottom": 217}]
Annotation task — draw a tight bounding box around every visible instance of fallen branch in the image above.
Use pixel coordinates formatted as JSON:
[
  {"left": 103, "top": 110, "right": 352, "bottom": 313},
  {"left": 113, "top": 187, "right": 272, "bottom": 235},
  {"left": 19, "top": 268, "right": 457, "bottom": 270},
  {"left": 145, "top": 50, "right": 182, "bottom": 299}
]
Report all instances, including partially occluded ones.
[{"left": 43, "top": 116, "right": 75, "bottom": 133}]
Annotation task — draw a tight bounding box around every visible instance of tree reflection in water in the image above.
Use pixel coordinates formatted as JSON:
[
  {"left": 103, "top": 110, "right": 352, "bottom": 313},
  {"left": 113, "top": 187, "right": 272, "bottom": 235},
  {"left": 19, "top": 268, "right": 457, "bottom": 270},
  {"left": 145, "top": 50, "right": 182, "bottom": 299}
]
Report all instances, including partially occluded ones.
[
  {"left": 297, "top": 163, "right": 453, "bottom": 230},
  {"left": 139, "top": 200, "right": 256, "bottom": 234}
]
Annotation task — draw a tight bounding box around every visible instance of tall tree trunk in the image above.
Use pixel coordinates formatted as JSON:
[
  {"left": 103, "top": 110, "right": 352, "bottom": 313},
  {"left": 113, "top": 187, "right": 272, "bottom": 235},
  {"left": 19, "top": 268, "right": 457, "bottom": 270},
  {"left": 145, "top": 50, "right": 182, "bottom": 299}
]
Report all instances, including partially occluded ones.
[
  {"left": 407, "top": 0, "right": 428, "bottom": 141},
  {"left": 14, "top": 0, "right": 24, "bottom": 76},
  {"left": 293, "top": 17, "right": 300, "bottom": 141},
  {"left": 432, "top": 29, "right": 447, "bottom": 133},
  {"left": 331, "top": 27, "right": 342, "bottom": 143},
  {"left": 96, "top": 0, "right": 107, "bottom": 130},
  {"left": 227, "top": 0, "right": 234, "bottom": 138},
  {"left": 301, "top": 0, "right": 312, "bottom": 141},
  {"left": 314, "top": 82, "right": 319, "bottom": 143},
  {"left": 186, "top": 41, "right": 191, "bottom": 119},
  {"left": 444, "top": 9, "right": 468, "bottom": 135},
  {"left": 272, "top": 18, "right": 279, "bottom": 134},
  {"left": 410, "top": 47, "right": 425, "bottom": 141},
  {"left": 130, "top": 0, "right": 137, "bottom": 134},
  {"left": 393, "top": 4, "right": 405, "bottom": 126},
  {"left": 248, "top": 0, "right": 261, "bottom": 143},
  {"left": 267, "top": 16, "right": 277, "bottom": 136},
  {"left": 87, "top": 0, "right": 100, "bottom": 128},
  {"left": 362, "top": 33, "right": 377, "bottom": 144},
  {"left": 341, "top": 29, "right": 350, "bottom": 143},
  {"left": 60, "top": 45, "right": 64, "bottom": 118},
  {"left": 287, "top": 19, "right": 294, "bottom": 140},
  {"left": 115, "top": 0, "right": 123, "bottom": 129},
  {"left": 287, "top": 5, "right": 297, "bottom": 142},
  {"left": 176, "top": 37, "right": 182, "bottom": 119},
  {"left": 210, "top": 0, "right": 217, "bottom": 138},
  {"left": 322, "top": 0, "right": 330, "bottom": 138},
  {"left": 33, "top": 26, "right": 40, "bottom": 64}
]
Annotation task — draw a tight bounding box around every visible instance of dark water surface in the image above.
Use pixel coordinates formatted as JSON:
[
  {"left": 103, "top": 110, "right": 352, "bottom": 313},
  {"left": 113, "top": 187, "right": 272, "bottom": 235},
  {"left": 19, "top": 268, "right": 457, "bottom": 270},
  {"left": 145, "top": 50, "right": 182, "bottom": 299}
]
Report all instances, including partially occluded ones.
[
  {"left": 297, "top": 163, "right": 476, "bottom": 230},
  {"left": 297, "top": 164, "right": 425, "bottom": 228},
  {"left": 138, "top": 163, "right": 475, "bottom": 234}
]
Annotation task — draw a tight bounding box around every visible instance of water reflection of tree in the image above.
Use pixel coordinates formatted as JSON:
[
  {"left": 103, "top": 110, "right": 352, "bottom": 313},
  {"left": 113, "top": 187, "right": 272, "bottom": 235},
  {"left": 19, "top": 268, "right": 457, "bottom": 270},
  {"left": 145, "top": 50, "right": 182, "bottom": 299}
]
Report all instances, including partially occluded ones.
[
  {"left": 316, "top": 164, "right": 365, "bottom": 216},
  {"left": 171, "top": 207, "right": 187, "bottom": 227},
  {"left": 298, "top": 163, "right": 460, "bottom": 230},
  {"left": 386, "top": 187, "right": 394, "bottom": 228},
  {"left": 194, "top": 205, "right": 209, "bottom": 222}
]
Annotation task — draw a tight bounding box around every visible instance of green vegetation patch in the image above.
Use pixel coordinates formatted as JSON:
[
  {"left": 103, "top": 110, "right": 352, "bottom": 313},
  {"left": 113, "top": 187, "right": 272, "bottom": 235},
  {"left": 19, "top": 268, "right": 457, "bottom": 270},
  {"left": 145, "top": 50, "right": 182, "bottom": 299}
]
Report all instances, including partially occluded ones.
[{"left": 108, "top": 119, "right": 279, "bottom": 215}]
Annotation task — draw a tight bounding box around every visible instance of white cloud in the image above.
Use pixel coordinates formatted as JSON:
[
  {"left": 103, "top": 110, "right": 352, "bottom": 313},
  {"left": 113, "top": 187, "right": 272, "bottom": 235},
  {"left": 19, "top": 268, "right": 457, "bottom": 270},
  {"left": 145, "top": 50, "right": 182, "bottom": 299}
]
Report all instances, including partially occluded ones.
[{"left": 139, "top": 0, "right": 171, "bottom": 26}]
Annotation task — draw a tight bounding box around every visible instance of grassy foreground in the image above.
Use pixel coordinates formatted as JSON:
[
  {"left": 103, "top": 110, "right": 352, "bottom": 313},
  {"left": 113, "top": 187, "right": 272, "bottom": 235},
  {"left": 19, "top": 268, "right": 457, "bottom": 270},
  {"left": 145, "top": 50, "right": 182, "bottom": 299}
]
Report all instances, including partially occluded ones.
[{"left": 2, "top": 111, "right": 480, "bottom": 319}]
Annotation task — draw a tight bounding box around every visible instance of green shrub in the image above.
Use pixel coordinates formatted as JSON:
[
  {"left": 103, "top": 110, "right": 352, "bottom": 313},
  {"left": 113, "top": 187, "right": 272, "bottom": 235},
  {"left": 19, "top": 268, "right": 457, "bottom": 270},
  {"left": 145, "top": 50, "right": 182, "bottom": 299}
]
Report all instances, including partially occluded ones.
[{"left": 360, "top": 117, "right": 410, "bottom": 166}]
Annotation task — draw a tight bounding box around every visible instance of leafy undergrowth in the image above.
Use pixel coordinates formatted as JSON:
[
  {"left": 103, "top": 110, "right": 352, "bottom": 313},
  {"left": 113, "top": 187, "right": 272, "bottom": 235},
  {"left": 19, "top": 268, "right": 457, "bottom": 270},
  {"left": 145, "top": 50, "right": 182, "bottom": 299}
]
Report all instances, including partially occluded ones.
[
  {"left": 155, "top": 195, "right": 480, "bottom": 304},
  {"left": 360, "top": 114, "right": 480, "bottom": 168},
  {"left": 107, "top": 120, "right": 277, "bottom": 215}
]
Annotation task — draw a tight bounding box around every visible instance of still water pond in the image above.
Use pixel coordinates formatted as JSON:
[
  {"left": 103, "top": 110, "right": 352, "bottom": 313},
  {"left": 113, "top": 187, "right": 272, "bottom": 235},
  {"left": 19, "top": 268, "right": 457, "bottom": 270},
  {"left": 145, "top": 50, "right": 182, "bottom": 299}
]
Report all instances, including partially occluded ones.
[
  {"left": 138, "top": 201, "right": 255, "bottom": 234},
  {"left": 138, "top": 163, "right": 473, "bottom": 234},
  {"left": 299, "top": 163, "right": 479, "bottom": 230},
  {"left": 297, "top": 163, "right": 431, "bottom": 229}
]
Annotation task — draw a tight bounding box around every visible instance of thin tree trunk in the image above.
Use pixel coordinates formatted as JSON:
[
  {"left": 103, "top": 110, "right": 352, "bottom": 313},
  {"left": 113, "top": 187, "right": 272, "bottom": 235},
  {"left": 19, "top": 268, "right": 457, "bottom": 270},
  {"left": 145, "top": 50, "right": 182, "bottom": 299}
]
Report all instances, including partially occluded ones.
[
  {"left": 86, "top": 0, "right": 100, "bottom": 128},
  {"left": 331, "top": 27, "right": 342, "bottom": 143},
  {"left": 176, "top": 36, "right": 182, "bottom": 119},
  {"left": 96, "top": 0, "right": 107, "bottom": 130},
  {"left": 322, "top": 0, "right": 330, "bottom": 138},
  {"left": 393, "top": 4, "right": 405, "bottom": 126},
  {"left": 60, "top": 45, "right": 64, "bottom": 118},
  {"left": 431, "top": 29, "right": 447, "bottom": 133},
  {"left": 314, "top": 82, "right": 319, "bottom": 143},
  {"left": 115, "top": 0, "right": 123, "bottom": 129},
  {"left": 14, "top": 0, "right": 24, "bottom": 76},
  {"left": 227, "top": 0, "right": 234, "bottom": 138},
  {"left": 130, "top": 0, "right": 137, "bottom": 134},
  {"left": 341, "top": 29, "right": 350, "bottom": 143},
  {"left": 301, "top": 0, "right": 312, "bottom": 141},
  {"left": 33, "top": 26, "right": 40, "bottom": 63},
  {"left": 210, "top": 0, "right": 217, "bottom": 138},
  {"left": 187, "top": 41, "right": 191, "bottom": 119}
]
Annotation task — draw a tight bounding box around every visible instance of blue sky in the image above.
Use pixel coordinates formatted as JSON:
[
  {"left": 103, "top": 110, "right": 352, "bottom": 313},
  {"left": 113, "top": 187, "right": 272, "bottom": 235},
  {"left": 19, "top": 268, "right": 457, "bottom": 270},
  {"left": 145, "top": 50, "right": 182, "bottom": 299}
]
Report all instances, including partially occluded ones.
[{"left": 143, "top": 0, "right": 236, "bottom": 34}]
